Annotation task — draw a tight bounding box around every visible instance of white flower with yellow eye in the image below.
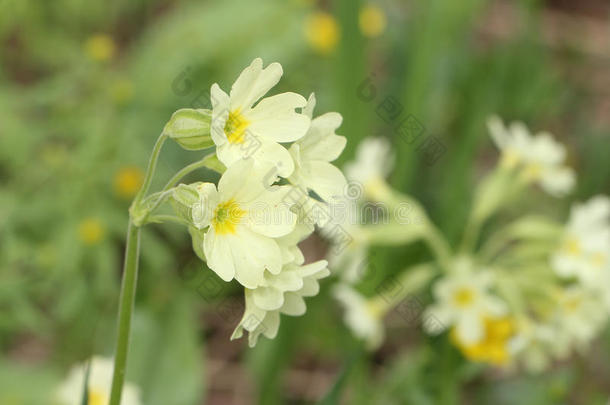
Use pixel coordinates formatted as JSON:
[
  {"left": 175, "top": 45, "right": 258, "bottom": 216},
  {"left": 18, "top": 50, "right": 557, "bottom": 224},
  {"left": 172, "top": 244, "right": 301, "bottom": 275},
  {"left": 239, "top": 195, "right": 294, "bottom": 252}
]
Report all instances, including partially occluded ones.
[
  {"left": 333, "top": 284, "right": 385, "bottom": 350},
  {"left": 425, "top": 263, "right": 507, "bottom": 345},
  {"left": 288, "top": 93, "right": 347, "bottom": 202},
  {"left": 487, "top": 116, "right": 575, "bottom": 197},
  {"left": 552, "top": 195, "right": 610, "bottom": 286},
  {"left": 345, "top": 136, "right": 395, "bottom": 200},
  {"left": 232, "top": 260, "right": 330, "bottom": 347},
  {"left": 210, "top": 58, "right": 310, "bottom": 177},
  {"left": 191, "top": 159, "right": 297, "bottom": 289},
  {"left": 56, "top": 356, "right": 141, "bottom": 405},
  {"left": 550, "top": 286, "right": 607, "bottom": 354}
]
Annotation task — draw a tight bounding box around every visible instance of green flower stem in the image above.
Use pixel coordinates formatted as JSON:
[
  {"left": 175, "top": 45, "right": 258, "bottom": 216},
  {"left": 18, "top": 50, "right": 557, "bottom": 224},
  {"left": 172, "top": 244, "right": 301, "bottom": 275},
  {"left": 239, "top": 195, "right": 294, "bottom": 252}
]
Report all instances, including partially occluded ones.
[
  {"left": 162, "top": 154, "right": 214, "bottom": 192},
  {"left": 133, "top": 133, "right": 168, "bottom": 207},
  {"left": 423, "top": 226, "right": 452, "bottom": 271},
  {"left": 370, "top": 262, "right": 436, "bottom": 312},
  {"left": 145, "top": 214, "right": 191, "bottom": 226},
  {"left": 109, "top": 221, "right": 141, "bottom": 405}
]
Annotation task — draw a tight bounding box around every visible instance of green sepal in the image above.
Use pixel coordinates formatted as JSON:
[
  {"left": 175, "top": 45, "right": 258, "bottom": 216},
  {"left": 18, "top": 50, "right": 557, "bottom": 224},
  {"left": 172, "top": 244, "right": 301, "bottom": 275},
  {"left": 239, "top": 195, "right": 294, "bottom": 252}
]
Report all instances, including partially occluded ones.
[
  {"left": 169, "top": 183, "right": 202, "bottom": 223},
  {"left": 188, "top": 225, "right": 206, "bottom": 262}
]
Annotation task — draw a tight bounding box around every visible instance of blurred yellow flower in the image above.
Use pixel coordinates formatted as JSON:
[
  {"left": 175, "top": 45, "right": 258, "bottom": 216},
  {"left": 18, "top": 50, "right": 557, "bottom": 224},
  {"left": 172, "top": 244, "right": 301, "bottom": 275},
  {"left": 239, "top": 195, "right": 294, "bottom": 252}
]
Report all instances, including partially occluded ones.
[
  {"left": 304, "top": 12, "right": 340, "bottom": 54},
  {"left": 114, "top": 166, "right": 144, "bottom": 199},
  {"left": 359, "top": 4, "right": 387, "bottom": 38},
  {"left": 452, "top": 317, "right": 515, "bottom": 366},
  {"left": 79, "top": 218, "right": 105, "bottom": 245},
  {"left": 85, "top": 34, "right": 116, "bottom": 62},
  {"left": 110, "top": 78, "right": 134, "bottom": 105}
]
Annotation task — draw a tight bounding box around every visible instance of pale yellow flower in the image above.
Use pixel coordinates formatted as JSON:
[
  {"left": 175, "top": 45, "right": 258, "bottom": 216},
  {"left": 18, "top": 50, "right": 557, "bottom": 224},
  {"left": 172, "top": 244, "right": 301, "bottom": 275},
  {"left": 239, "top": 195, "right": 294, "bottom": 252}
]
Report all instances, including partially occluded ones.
[
  {"left": 304, "top": 12, "right": 340, "bottom": 54},
  {"left": 359, "top": 4, "right": 387, "bottom": 38},
  {"left": 114, "top": 166, "right": 144, "bottom": 199},
  {"left": 79, "top": 218, "right": 105, "bottom": 245},
  {"left": 451, "top": 317, "right": 515, "bottom": 366},
  {"left": 110, "top": 79, "right": 134, "bottom": 105},
  {"left": 85, "top": 34, "right": 116, "bottom": 62}
]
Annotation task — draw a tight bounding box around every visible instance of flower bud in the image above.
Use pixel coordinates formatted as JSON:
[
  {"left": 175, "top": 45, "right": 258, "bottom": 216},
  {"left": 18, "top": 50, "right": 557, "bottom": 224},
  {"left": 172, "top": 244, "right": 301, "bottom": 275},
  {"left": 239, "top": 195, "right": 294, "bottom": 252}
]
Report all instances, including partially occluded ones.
[
  {"left": 170, "top": 183, "right": 201, "bottom": 222},
  {"left": 163, "top": 109, "right": 214, "bottom": 150}
]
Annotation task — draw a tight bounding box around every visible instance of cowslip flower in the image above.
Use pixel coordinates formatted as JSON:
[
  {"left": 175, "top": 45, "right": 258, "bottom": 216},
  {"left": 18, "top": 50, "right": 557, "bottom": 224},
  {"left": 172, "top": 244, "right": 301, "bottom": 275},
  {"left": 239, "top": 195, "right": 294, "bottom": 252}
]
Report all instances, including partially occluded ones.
[
  {"left": 288, "top": 93, "right": 347, "bottom": 202},
  {"left": 550, "top": 286, "right": 608, "bottom": 353},
  {"left": 191, "top": 159, "right": 296, "bottom": 288},
  {"left": 359, "top": 4, "right": 387, "bottom": 38},
  {"left": 552, "top": 195, "right": 610, "bottom": 286},
  {"left": 424, "top": 262, "right": 507, "bottom": 344},
  {"left": 84, "top": 34, "right": 116, "bottom": 62},
  {"left": 114, "top": 166, "right": 144, "bottom": 199},
  {"left": 56, "top": 356, "right": 141, "bottom": 405},
  {"left": 333, "top": 284, "right": 385, "bottom": 350},
  {"left": 232, "top": 260, "right": 330, "bottom": 347},
  {"left": 210, "top": 58, "right": 310, "bottom": 177},
  {"left": 487, "top": 116, "right": 575, "bottom": 197},
  {"left": 78, "top": 218, "right": 105, "bottom": 245},
  {"left": 304, "top": 11, "right": 340, "bottom": 54},
  {"left": 344, "top": 136, "right": 395, "bottom": 200}
]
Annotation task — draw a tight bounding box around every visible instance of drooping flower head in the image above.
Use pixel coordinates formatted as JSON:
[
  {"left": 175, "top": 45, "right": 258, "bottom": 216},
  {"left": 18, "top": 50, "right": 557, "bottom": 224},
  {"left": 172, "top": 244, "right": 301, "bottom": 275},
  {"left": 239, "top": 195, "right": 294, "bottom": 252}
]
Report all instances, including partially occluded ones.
[
  {"left": 232, "top": 260, "right": 330, "bottom": 347},
  {"left": 333, "top": 284, "right": 385, "bottom": 350},
  {"left": 552, "top": 195, "right": 610, "bottom": 286},
  {"left": 487, "top": 116, "right": 575, "bottom": 197},
  {"left": 345, "top": 136, "right": 395, "bottom": 200}
]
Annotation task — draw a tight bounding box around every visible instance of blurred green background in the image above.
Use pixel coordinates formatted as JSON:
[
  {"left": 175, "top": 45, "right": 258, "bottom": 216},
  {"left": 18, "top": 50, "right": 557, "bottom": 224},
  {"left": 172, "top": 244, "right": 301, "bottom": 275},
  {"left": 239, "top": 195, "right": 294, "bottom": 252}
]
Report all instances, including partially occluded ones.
[{"left": 1, "top": 0, "right": 609, "bottom": 404}]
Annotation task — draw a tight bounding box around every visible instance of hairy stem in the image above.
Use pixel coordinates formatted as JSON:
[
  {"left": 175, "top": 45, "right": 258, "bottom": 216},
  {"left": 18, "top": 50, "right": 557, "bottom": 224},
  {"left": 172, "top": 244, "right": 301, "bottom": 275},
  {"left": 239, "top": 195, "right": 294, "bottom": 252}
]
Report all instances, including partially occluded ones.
[{"left": 133, "top": 133, "right": 167, "bottom": 206}]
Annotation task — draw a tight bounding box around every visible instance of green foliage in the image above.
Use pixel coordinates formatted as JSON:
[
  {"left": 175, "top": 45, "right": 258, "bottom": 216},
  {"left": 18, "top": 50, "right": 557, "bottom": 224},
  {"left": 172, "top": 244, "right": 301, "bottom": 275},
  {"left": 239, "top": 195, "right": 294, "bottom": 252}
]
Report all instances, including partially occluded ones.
[{"left": 0, "top": 0, "right": 609, "bottom": 404}]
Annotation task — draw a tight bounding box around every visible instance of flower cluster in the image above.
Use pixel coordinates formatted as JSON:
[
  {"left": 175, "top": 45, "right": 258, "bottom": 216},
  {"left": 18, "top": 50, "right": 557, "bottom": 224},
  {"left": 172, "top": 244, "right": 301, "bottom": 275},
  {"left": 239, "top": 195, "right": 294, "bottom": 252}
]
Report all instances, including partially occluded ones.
[
  {"left": 331, "top": 118, "right": 610, "bottom": 372},
  {"left": 162, "top": 58, "right": 347, "bottom": 345}
]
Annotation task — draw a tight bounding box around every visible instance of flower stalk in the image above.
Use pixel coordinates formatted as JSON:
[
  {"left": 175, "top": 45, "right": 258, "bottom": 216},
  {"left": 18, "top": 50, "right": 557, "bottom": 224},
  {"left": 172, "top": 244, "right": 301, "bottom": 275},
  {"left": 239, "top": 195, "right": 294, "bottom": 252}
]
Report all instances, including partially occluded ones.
[{"left": 109, "top": 221, "right": 141, "bottom": 405}]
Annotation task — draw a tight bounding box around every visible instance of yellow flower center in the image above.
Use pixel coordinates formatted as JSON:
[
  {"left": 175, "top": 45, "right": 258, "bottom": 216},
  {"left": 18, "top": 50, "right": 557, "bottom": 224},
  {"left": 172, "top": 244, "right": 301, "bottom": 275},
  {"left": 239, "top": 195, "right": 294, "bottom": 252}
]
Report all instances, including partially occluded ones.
[
  {"left": 453, "top": 288, "right": 475, "bottom": 308},
  {"left": 224, "top": 109, "right": 250, "bottom": 144},
  {"left": 564, "top": 297, "right": 581, "bottom": 312},
  {"left": 500, "top": 149, "right": 520, "bottom": 169},
  {"left": 213, "top": 199, "right": 245, "bottom": 235},
  {"left": 78, "top": 218, "right": 105, "bottom": 245},
  {"left": 563, "top": 237, "right": 581, "bottom": 255},
  {"left": 114, "top": 166, "right": 144, "bottom": 199},
  {"left": 304, "top": 12, "right": 340, "bottom": 54},
  {"left": 359, "top": 4, "right": 387, "bottom": 38},
  {"left": 523, "top": 162, "right": 542, "bottom": 179},
  {"left": 451, "top": 317, "right": 515, "bottom": 366},
  {"left": 88, "top": 389, "right": 108, "bottom": 405}
]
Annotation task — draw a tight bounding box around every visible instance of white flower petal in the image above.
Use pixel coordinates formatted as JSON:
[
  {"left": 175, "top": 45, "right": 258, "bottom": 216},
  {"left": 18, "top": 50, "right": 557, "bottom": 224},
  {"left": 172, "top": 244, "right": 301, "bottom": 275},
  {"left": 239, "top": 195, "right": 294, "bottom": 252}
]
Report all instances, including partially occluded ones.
[
  {"left": 203, "top": 227, "right": 236, "bottom": 282},
  {"left": 281, "top": 292, "right": 306, "bottom": 316},
  {"left": 456, "top": 312, "right": 483, "bottom": 345},
  {"left": 252, "top": 286, "right": 285, "bottom": 311},
  {"left": 298, "top": 160, "right": 347, "bottom": 202},
  {"left": 210, "top": 83, "right": 230, "bottom": 146},
  {"left": 298, "top": 112, "right": 346, "bottom": 162},
  {"left": 230, "top": 58, "right": 283, "bottom": 110},
  {"left": 246, "top": 92, "right": 310, "bottom": 142},
  {"left": 230, "top": 227, "right": 282, "bottom": 288},
  {"left": 245, "top": 185, "right": 297, "bottom": 238}
]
